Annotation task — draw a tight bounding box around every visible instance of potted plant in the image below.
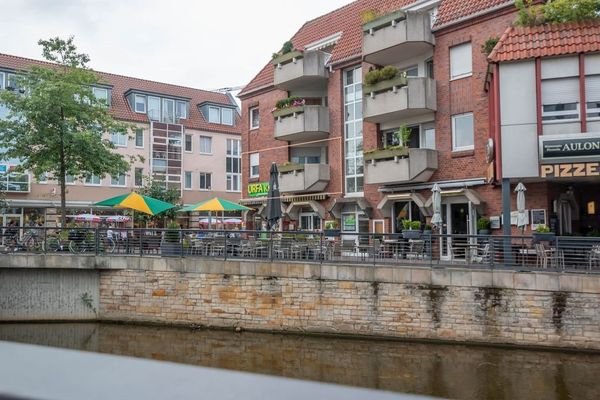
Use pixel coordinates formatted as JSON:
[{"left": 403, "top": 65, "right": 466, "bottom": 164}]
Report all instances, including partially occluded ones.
[
  {"left": 533, "top": 224, "right": 555, "bottom": 244},
  {"left": 477, "top": 217, "right": 491, "bottom": 235},
  {"left": 324, "top": 220, "right": 340, "bottom": 237},
  {"left": 402, "top": 219, "right": 422, "bottom": 239},
  {"left": 161, "top": 221, "right": 182, "bottom": 256}
]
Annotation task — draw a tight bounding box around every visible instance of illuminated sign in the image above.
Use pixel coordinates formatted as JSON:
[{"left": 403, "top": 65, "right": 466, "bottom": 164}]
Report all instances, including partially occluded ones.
[{"left": 247, "top": 182, "right": 269, "bottom": 197}]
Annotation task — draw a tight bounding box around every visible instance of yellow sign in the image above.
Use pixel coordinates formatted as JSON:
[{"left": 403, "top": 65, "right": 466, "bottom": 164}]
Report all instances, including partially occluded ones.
[
  {"left": 247, "top": 182, "right": 269, "bottom": 197},
  {"left": 540, "top": 162, "right": 600, "bottom": 178}
]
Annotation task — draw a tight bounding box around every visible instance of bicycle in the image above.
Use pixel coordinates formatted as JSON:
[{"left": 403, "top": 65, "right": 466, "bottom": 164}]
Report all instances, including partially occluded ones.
[
  {"left": 5, "top": 228, "right": 43, "bottom": 253},
  {"left": 68, "top": 229, "right": 96, "bottom": 254}
]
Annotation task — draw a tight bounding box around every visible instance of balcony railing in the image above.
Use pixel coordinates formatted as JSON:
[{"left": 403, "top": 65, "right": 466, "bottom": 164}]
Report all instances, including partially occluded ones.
[
  {"left": 364, "top": 147, "right": 438, "bottom": 184},
  {"left": 4, "top": 227, "right": 600, "bottom": 274},
  {"left": 273, "top": 50, "right": 329, "bottom": 91},
  {"left": 278, "top": 163, "right": 330, "bottom": 193},
  {"left": 273, "top": 105, "right": 330, "bottom": 142},
  {"left": 363, "top": 77, "right": 436, "bottom": 124},
  {"left": 363, "top": 10, "right": 434, "bottom": 66},
  {"left": 0, "top": 173, "right": 30, "bottom": 193}
]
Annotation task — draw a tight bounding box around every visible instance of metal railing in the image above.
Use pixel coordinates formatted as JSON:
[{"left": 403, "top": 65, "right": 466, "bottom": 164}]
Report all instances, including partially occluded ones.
[{"left": 1, "top": 226, "right": 600, "bottom": 273}]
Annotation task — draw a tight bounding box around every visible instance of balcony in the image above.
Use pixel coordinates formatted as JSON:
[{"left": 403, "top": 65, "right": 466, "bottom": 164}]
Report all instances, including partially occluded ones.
[
  {"left": 273, "top": 50, "right": 329, "bottom": 91},
  {"left": 363, "top": 77, "right": 436, "bottom": 124},
  {"left": 278, "top": 163, "right": 330, "bottom": 194},
  {"left": 364, "top": 147, "right": 438, "bottom": 185},
  {"left": 363, "top": 10, "right": 434, "bottom": 66},
  {"left": 273, "top": 105, "right": 329, "bottom": 142},
  {"left": 0, "top": 172, "right": 30, "bottom": 193}
]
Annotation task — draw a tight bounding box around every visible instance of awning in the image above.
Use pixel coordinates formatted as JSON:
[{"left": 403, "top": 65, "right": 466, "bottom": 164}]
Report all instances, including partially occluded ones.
[
  {"left": 377, "top": 193, "right": 430, "bottom": 216},
  {"left": 329, "top": 197, "right": 372, "bottom": 219},
  {"left": 424, "top": 188, "right": 485, "bottom": 207},
  {"left": 285, "top": 200, "right": 327, "bottom": 220},
  {"left": 281, "top": 193, "right": 328, "bottom": 202},
  {"left": 239, "top": 197, "right": 267, "bottom": 206}
]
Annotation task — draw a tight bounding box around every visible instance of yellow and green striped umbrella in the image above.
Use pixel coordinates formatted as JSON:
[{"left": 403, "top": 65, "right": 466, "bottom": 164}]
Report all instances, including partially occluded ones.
[
  {"left": 95, "top": 192, "right": 176, "bottom": 216},
  {"left": 179, "top": 197, "right": 251, "bottom": 212}
]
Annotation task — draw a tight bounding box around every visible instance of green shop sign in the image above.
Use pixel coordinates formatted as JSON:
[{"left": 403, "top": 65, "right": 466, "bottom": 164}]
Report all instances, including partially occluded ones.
[{"left": 247, "top": 182, "right": 269, "bottom": 197}]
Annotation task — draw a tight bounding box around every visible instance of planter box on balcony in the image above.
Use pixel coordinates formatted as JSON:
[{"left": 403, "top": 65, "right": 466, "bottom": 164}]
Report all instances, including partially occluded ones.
[
  {"left": 273, "top": 106, "right": 304, "bottom": 119},
  {"left": 271, "top": 50, "right": 304, "bottom": 66},
  {"left": 363, "top": 10, "right": 405, "bottom": 33},
  {"left": 364, "top": 147, "right": 408, "bottom": 162},
  {"left": 278, "top": 163, "right": 305, "bottom": 173},
  {"left": 278, "top": 163, "right": 330, "bottom": 194},
  {"left": 273, "top": 105, "right": 330, "bottom": 142},
  {"left": 364, "top": 75, "right": 407, "bottom": 95}
]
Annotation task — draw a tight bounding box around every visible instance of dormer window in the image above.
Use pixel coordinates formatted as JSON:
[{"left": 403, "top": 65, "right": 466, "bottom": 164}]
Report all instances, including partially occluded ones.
[
  {"left": 176, "top": 101, "right": 187, "bottom": 120},
  {"left": 207, "top": 105, "right": 234, "bottom": 126},
  {"left": 0, "top": 72, "right": 4, "bottom": 90},
  {"left": 134, "top": 94, "right": 146, "bottom": 113}
]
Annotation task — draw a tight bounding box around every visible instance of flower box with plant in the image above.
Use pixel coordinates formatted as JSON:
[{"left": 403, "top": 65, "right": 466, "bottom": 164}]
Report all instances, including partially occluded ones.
[
  {"left": 477, "top": 217, "right": 491, "bottom": 235},
  {"left": 362, "top": 9, "right": 405, "bottom": 33},
  {"left": 364, "top": 126, "right": 411, "bottom": 162},
  {"left": 277, "top": 162, "right": 305, "bottom": 174},
  {"left": 532, "top": 224, "right": 555, "bottom": 243},
  {"left": 272, "top": 97, "right": 306, "bottom": 118},
  {"left": 271, "top": 41, "right": 303, "bottom": 65},
  {"left": 401, "top": 219, "right": 422, "bottom": 239},
  {"left": 363, "top": 66, "right": 407, "bottom": 95},
  {"left": 324, "top": 220, "right": 340, "bottom": 237}
]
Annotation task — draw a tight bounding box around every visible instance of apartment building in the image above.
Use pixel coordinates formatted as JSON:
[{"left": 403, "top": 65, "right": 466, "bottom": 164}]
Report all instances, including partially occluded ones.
[
  {"left": 488, "top": 21, "right": 600, "bottom": 236},
  {"left": 0, "top": 53, "right": 241, "bottom": 226},
  {"left": 238, "top": 0, "right": 518, "bottom": 242}
]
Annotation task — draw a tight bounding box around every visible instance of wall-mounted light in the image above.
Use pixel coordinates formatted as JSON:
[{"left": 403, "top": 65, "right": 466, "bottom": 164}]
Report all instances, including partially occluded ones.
[{"left": 588, "top": 201, "right": 596, "bottom": 215}]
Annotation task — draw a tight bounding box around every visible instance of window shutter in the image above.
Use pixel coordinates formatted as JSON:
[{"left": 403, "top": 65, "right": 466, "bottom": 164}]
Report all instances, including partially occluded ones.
[
  {"left": 586, "top": 75, "right": 600, "bottom": 102},
  {"left": 542, "top": 78, "right": 579, "bottom": 105},
  {"left": 450, "top": 43, "right": 472, "bottom": 78}
]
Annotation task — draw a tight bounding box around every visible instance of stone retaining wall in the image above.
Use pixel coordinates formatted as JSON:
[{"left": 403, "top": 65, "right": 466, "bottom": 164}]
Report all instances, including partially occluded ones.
[{"left": 99, "top": 260, "right": 600, "bottom": 350}]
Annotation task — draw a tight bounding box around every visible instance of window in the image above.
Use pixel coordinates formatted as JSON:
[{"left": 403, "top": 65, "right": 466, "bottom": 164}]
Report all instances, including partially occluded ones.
[
  {"left": 250, "top": 107, "right": 259, "bottom": 129},
  {"left": 250, "top": 153, "right": 259, "bottom": 178},
  {"left": 93, "top": 87, "right": 109, "bottom": 105},
  {"left": 0, "top": 72, "right": 4, "bottom": 90},
  {"left": 587, "top": 75, "right": 600, "bottom": 119},
  {"left": 65, "top": 175, "right": 75, "bottom": 184},
  {"left": 134, "top": 167, "right": 143, "bottom": 187},
  {"left": 208, "top": 106, "right": 220, "bottom": 123},
  {"left": 403, "top": 65, "right": 419, "bottom": 77},
  {"left": 135, "top": 129, "right": 144, "bottom": 148},
  {"left": 199, "top": 172, "right": 212, "bottom": 190},
  {"left": 37, "top": 173, "right": 48, "bottom": 184},
  {"left": 226, "top": 139, "right": 241, "bottom": 192},
  {"left": 85, "top": 174, "right": 101, "bottom": 185},
  {"left": 383, "top": 126, "right": 419, "bottom": 148},
  {"left": 452, "top": 113, "right": 474, "bottom": 151},
  {"left": 344, "top": 66, "right": 363, "bottom": 194},
  {"left": 111, "top": 174, "right": 126, "bottom": 186},
  {"left": 222, "top": 108, "right": 234, "bottom": 126},
  {"left": 542, "top": 78, "right": 579, "bottom": 121},
  {"left": 134, "top": 95, "right": 146, "bottom": 113},
  {"left": 176, "top": 101, "right": 187, "bottom": 120},
  {"left": 450, "top": 42, "right": 472, "bottom": 79},
  {"left": 199, "top": 136, "right": 212, "bottom": 154},
  {"left": 111, "top": 132, "right": 127, "bottom": 147},
  {"left": 184, "top": 171, "right": 192, "bottom": 189},
  {"left": 184, "top": 134, "right": 193, "bottom": 152},
  {"left": 148, "top": 96, "right": 161, "bottom": 121},
  {"left": 421, "top": 127, "right": 436, "bottom": 150},
  {"left": 300, "top": 213, "right": 321, "bottom": 231},
  {"left": 426, "top": 59, "right": 434, "bottom": 79},
  {"left": 162, "top": 98, "right": 175, "bottom": 123},
  {"left": 6, "top": 74, "right": 18, "bottom": 91}
]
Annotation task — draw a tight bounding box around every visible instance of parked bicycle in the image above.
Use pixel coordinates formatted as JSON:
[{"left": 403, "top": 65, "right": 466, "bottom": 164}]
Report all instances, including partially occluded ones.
[{"left": 3, "top": 228, "right": 44, "bottom": 253}]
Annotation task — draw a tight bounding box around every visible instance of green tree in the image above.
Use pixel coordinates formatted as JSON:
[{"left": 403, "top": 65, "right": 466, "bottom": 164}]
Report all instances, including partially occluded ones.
[
  {"left": 0, "top": 36, "right": 133, "bottom": 226},
  {"left": 135, "top": 175, "right": 181, "bottom": 226},
  {"left": 515, "top": 0, "right": 600, "bottom": 26}
]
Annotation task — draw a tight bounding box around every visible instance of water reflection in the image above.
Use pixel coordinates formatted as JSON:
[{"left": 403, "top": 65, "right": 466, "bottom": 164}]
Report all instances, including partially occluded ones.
[{"left": 1, "top": 323, "right": 599, "bottom": 400}]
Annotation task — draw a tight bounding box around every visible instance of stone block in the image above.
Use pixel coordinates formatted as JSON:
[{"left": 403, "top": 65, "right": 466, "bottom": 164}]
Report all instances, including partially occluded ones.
[
  {"left": 337, "top": 266, "right": 356, "bottom": 281},
  {"left": 582, "top": 275, "right": 600, "bottom": 294},
  {"left": 471, "top": 271, "right": 492, "bottom": 287},
  {"left": 255, "top": 262, "right": 272, "bottom": 277},
  {"left": 451, "top": 270, "right": 472, "bottom": 287},
  {"left": 514, "top": 273, "right": 536, "bottom": 290},
  {"left": 374, "top": 267, "right": 394, "bottom": 283},
  {"left": 355, "top": 267, "right": 374, "bottom": 282},
  {"left": 304, "top": 264, "right": 320, "bottom": 279},
  {"left": 393, "top": 268, "right": 411, "bottom": 284},
  {"left": 432, "top": 269, "right": 452, "bottom": 286},
  {"left": 559, "top": 275, "right": 582, "bottom": 292},
  {"left": 321, "top": 265, "right": 337, "bottom": 280},
  {"left": 239, "top": 262, "right": 256, "bottom": 276},
  {"left": 535, "top": 273, "right": 559, "bottom": 291},
  {"left": 223, "top": 262, "right": 240, "bottom": 276},
  {"left": 286, "top": 263, "right": 305, "bottom": 278},
  {"left": 410, "top": 268, "right": 431, "bottom": 284},
  {"left": 492, "top": 271, "right": 514, "bottom": 289}
]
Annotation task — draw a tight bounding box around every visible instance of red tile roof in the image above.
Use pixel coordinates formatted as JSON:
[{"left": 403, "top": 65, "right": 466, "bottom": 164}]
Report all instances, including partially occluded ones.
[
  {"left": 239, "top": 0, "right": 516, "bottom": 97},
  {"left": 0, "top": 53, "right": 240, "bottom": 134},
  {"left": 488, "top": 21, "right": 600, "bottom": 63},
  {"left": 433, "top": 0, "right": 513, "bottom": 28}
]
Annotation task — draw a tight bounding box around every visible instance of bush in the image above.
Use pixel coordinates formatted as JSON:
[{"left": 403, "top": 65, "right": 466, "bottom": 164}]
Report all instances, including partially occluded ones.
[
  {"left": 481, "top": 37, "right": 499, "bottom": 55},
  {"left": 272, "top": 40, "right": 295, "bottom": 59},
  {"left": 364, "top": 69, "right": 382, "bottom": 85},
  {"left": 514, "top": 0, "right": 600, "bottom": 27},
  {"left": 535, "top": 224, "right": 551, "bottom": 233},
  {"left": 361, "top": 9, "right": 380, "bottom": 24},
  {"left": 477, "top": 217, "right": 491, "bottom": 230},
  {"left": 411, "top": 221, "right": 422, "bottom": 230},
  {"left": 364, "top": 66, "right": 400, "bottom": 86},
  {"left": 164, "top": 221, "right": 180, "bottom": 243},
  {"left": 401, "top": 219, "right": 412, "bottom": 230}
]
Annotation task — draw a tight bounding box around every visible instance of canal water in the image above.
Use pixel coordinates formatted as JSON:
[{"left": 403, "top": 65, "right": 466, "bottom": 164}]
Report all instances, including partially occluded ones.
[{"left": 0, "top": 323, "right": 599, "bottom": 400}]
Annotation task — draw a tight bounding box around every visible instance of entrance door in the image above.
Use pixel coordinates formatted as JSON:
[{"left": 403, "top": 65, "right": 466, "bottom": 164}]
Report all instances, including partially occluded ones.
[{"left": 439, "top": 202, "right": 471, "bottom": 259}]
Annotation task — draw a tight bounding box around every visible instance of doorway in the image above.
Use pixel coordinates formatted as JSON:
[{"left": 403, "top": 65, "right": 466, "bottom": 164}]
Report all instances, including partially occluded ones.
[{"left": 439, "top": 202, "right": 475, "bottom": 259}]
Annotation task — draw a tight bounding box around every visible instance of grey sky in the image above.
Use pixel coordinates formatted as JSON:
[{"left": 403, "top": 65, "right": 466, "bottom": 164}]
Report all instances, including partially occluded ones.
[{"left": 0, "top": 0, "right": 353, "bottom": 91}]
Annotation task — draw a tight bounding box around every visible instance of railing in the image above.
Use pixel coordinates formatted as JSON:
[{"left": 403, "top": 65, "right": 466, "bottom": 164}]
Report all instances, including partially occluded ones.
[{"left": 1, "top": 227, "right": 600, "bottom": 273}]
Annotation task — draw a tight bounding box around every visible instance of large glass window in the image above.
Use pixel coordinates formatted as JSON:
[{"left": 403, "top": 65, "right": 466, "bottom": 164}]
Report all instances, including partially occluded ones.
[
  {"left": 148, "top": 96, "right": 161, "bottom": 121},
  {"left": 111, "top": 132, "right": 127, "bottom": 147},
  {"left": 208, "top": 106, "right": 220, "bottom": 123},
  {"left": 199, "top": 172, "right": 212, "bottom": 190},
  {"left": 542, "top": 78, "right": 580, "bottom": 121},
  {"left": 421, "top": 127, "right": 436, "bottom": 150},
  {"left": 184, "top": 134, "right": 193, "bottom": 152},
  {"left": 226, "top": 139, "right": 241, "bottom": 192},
  {"left": 111, "top": 174, "right": 126, "bottom": 187},
  {"left": 199, "top": 136, "right": 212, "bottom": 154},
  {"left": 134, "top": 167, "right": 143, "bottom": 187},
  {"left": 393, "top": 201, "right": 424, "bottom": 233},
  {"left": 0, "top": 72, "right": 4, "bottom": 90},
  {"left": 450, "top": 42, "right": 472, "bottom": 79},
  {"left": 162, "top": 98, "right": 175, "bottom": 124},
  {"left": 176, "top": 101, "right": 187, "bottom": 120},
  {"left": 299, "top": 212, "right": 321, "bottom": 231},
  {"left": 452, "top": 113, "right": 474, "bottom": 151},
  {"left": 84, "top": 174, "right": 101, "bottom": 185},
  {"left": 250, "top": 107, "right": 259, "bottom": 129},
  {"left": 250, "top": 153, "right": 259, "bottom": 178},
  {"left": 222, "top": 108, "right": 234, "bottom": 125},
  {"left": 134, "top": 95, "right": 146, "bottom": 113},
  {"left": 135, "top": 129, "right": 144, "bottom": 148},
  {"left": 93, "top": 87, "right": 109, "bottom": 105},
  {"left": 586, "top": 75, "right": 600, "bottom": 119},
  {"left": 344, "top": 67, "right": 363, "bottom": 194},
  {"left": 184, "top": 171, "right": 192, "bottom": 189}
]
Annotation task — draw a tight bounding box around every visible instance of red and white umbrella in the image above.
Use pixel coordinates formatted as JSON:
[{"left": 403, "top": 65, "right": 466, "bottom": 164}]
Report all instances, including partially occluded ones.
[
  {"left": 74, "top": 213, "right": 102, "bottom": 223},
  {"left": 106, "top": 215, "right": 131, "bottom": 223}
]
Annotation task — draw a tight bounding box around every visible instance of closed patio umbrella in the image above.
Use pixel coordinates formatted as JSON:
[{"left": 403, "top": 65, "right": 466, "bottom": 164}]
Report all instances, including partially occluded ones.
[
  {"left": 265, "top": 163, "right": 281, "bottom": 230},
  {"left": 515, "top": 182, "right": 527, "bottom": 231},
  {"left": 430, "top": 183, "right": 442, "bottom": 228}
]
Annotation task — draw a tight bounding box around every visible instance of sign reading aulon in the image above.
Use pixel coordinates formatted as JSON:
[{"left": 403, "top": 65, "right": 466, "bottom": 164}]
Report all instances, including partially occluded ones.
[{"left": 540, "top": 136, "right": 600, "bottom": 161}]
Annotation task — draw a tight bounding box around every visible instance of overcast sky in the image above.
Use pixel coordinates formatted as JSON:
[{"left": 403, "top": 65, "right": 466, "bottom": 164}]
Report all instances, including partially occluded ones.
[{"left": 0, "top": 0, "right": 353, "bottom": 92}]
